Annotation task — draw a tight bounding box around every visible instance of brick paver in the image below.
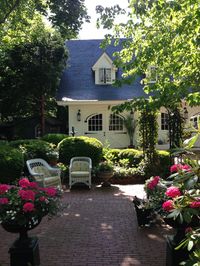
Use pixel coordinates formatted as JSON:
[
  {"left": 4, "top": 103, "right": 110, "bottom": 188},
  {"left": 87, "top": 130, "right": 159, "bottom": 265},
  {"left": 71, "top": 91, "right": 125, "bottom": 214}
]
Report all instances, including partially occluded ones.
[{"left": 0, "top": 184, "right": 172, "bottom": 266}]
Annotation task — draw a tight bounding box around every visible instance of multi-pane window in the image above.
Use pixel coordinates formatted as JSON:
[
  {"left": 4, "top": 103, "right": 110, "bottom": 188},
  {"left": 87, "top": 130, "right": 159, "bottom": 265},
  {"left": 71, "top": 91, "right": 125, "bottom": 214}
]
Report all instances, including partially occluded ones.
[
  {"left": 109, "top": 114, "right": 123, "bottom": 131},
  {"left": 99, "top": 68, "right": 111, "bottom": 84},
  {"left": 88, "top": 114, "right": 102, "bottom": 131},
  {"left": 161, "top": 113, "right": 169, "bottom": 130}
]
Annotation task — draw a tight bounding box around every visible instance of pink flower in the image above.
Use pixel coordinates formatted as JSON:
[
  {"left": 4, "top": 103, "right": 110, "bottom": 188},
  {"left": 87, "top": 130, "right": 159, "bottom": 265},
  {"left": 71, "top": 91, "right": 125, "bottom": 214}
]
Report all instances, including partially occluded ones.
[
  {"left": 182, "top": 164, "right": 191, "bottom": 171},
  {"left": 0, "top": 184, "right": 10, "bottom": 194},
  {"left": 44, "top": 188, "right": 57, "bottom": 197},
  {"left": 190, "top": 201, "right": 200, "bottom": 208},
  {"left": 162, "top": 200, "right": 174, "bottom": 211},
  {"left": 23, "top": 202, "right": 35, "bottom": 212},
  {"left": 19, "top": 190, "right": 35, "bottom": 201},
  {"left": 165, "top": 186, "right": 181, "bottom": 198},
  {"left": 147, "top": 176, "right": 160, "bottom": 190},
  {"left": 28, "top": 182, "right": 38, "bottom": 189},
  {"left": 19, "top": 178, "right": 30, "bottom": 188},
  {"left": 170, "top": 164, "right": 191, "bottom": 173},
  {"left": 170, "top": 164, "right": 183, "bottom": 173},
  {"left": 39, "top": 196, "right": 46, "bottom": 202},
  {"left": 0, "top": 197, "right": 9, "bottom": 204}
]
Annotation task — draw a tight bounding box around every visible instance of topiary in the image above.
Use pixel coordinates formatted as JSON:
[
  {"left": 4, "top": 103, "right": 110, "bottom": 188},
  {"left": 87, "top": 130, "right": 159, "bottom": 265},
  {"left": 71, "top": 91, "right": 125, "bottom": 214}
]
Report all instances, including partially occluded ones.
[
  {"left": 42, "top": 133, "right": 68, "bottom": 146},
  {"left": 58, "top": 136, "right": 103, "bottom": 166},
  {"left": 0, "top": 145, "right": 24, "bottom": 184}
]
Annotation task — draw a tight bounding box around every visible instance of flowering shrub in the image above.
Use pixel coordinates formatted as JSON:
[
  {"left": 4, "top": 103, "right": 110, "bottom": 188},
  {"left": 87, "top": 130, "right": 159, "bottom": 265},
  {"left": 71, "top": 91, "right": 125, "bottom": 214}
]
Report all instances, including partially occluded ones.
[
  {"left": 161, "top": 162, "right": 200, "bottom": 224},
  {"left": 144, "top": 176, "right": 168, "bottom": 212},
  {"left": 144, "top": 162, "right": 199, "bottom": 224},
  {"left": 0, "top": 178, "right": 62, "bottom": 227}
]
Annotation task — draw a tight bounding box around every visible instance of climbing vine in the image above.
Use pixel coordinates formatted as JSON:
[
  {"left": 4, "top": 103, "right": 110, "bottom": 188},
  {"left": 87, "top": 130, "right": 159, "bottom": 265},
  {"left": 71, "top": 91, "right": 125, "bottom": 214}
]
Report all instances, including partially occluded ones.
[{"left": 138, "top": 109, "right": 158, "bottom": 163}]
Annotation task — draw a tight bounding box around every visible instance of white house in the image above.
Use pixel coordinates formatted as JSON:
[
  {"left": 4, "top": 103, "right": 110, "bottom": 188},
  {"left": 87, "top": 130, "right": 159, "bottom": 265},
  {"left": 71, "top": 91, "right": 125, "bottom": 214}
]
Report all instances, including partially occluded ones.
[{"left": 56, "top": 39, "right": 200, "bottom": 149}]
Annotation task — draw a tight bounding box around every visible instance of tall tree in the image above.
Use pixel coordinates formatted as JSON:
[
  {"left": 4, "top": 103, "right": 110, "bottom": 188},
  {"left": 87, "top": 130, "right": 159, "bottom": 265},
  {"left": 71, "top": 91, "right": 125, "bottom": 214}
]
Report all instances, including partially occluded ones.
[
  {"left": 0, "top": 0, "right": 89, "bottom": 39},
  {"left": 96, "top": 0, "right": 200, "bottom": 108},
  {"left": 0, "top": 20, "right": 67, "bottom": 126}
]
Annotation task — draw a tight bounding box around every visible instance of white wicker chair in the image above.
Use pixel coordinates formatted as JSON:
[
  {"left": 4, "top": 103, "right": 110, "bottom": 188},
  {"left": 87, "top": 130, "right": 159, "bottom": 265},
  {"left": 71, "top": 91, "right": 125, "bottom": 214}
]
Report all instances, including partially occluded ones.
[
  {"left": 69, "top": 157, "right": 92, "bottom": 189},
  {"left": 26, "top": 158, "right": 62, "bottom": 188}
]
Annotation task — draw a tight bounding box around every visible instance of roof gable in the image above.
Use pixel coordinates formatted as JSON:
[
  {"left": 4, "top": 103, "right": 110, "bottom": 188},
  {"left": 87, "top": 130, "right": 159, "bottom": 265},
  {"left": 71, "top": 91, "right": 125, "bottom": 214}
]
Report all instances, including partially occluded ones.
[
  {"left": 57, "top": 39, "right": 147, "bottom": 102},
  {"left": 92, "top": 52, "right": 117, "bottom": 71}
]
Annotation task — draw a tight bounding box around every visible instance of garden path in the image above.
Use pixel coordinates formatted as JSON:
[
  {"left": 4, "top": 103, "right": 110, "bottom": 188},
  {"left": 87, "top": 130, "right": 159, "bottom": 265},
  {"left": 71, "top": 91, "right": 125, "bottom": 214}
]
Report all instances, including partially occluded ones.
[{"left": 0, "top": 184, "right": 172, "bottom": 266}]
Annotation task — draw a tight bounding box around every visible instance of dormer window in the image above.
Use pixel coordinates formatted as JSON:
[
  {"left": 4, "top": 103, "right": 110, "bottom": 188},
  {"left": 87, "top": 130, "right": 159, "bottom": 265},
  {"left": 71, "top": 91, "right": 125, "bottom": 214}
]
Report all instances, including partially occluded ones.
[
  {"left": 99, "top": 68, "right": 112, "bottom": 84},
  {"left": 92, "top": 52, "right": 118, "bottom": 85}
]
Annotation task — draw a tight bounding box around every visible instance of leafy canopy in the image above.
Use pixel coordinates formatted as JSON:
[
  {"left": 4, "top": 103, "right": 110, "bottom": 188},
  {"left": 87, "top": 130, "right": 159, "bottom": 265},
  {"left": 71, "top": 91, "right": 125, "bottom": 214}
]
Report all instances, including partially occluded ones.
[{"left": 96, "top": 0, "right": 200, "bottom": 110}]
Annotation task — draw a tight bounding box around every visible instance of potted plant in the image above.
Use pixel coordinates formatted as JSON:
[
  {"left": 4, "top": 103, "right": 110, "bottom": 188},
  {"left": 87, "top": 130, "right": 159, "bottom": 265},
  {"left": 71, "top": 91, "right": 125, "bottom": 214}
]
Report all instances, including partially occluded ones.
[
  {"left": 97, "top": 160, "right": 114, "bottom": 187},
  {"left": 132, "top": 196, "right": 154, "bottom": 227},
  {"left": 0, "top": 177, "right": 62, "bottom": 265}
]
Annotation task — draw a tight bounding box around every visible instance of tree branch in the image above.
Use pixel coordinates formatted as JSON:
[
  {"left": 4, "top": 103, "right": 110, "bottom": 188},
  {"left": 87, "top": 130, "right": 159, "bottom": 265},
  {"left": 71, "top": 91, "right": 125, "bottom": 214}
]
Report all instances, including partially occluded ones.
[{"left": 0, "top": 0, "right": 21, "bottom": 25}]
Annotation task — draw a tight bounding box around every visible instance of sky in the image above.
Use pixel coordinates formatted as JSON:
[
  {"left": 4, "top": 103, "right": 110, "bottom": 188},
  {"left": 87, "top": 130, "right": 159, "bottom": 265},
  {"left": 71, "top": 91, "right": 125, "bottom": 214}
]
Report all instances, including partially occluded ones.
[{"left": 78, "top": 0, "right": 129, "bottom": 40}]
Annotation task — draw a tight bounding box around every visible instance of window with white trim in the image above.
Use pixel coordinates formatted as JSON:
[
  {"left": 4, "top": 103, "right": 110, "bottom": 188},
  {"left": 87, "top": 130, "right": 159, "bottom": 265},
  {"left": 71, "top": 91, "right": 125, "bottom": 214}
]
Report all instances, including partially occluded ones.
[
  {"left": 88, "top": 114, "right": 102, "bottom": 131},
  {"left": 99, "top": 68, "right": 111, "bottom": 84},
  {"left": 109, "top": 114, "right": 124, "bottom": 131},
  {"left": 161, "top": 113, "right": 169, "bottom": 130}
]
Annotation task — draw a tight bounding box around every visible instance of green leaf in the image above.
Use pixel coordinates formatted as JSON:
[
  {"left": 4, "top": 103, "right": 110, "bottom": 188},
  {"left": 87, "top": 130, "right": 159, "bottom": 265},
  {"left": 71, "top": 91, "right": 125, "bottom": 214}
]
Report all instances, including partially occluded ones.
[
  {"left": 185, "top": 134, "right": 199, "bottom": 149},
  {"left": 187, "top": 240, "right": 194, "bottom": 251}
]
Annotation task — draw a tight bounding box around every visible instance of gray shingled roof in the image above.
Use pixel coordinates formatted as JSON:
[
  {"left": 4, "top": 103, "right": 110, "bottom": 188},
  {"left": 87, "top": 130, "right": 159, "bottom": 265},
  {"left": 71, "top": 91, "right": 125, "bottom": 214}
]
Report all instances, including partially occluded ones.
[{"left": 56, "top": 39, "right": 147, "bottom": 101}]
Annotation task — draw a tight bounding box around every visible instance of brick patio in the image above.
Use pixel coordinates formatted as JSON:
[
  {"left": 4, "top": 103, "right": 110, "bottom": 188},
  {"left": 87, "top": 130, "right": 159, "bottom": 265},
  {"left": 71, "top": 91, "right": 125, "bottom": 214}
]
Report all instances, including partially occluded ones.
[{"left": 0, "top": 184, "right": 172, "bottom": 266}]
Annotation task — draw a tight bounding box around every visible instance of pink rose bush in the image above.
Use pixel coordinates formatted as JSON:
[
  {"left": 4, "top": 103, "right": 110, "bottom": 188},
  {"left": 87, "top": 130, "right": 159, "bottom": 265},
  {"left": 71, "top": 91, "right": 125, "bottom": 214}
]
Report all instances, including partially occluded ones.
[
  {"left": 161, "top": 162, "right": 200, "bottom": 225},
  {"left": 0, "top": 178, "right": 62, "bottom": 226},
  {"left": 144, "top": 161, "right": 199, "bottom": 226}
]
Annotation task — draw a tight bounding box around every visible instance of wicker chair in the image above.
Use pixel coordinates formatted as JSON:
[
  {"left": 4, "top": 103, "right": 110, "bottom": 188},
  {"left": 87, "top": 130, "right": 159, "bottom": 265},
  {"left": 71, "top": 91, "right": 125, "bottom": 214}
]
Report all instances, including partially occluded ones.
[
  {"left": 26, "top": 158, "right": 61, "bottom": 188},
  {"left": 69, "top": 157, "right": 92, "bottom": 189}
]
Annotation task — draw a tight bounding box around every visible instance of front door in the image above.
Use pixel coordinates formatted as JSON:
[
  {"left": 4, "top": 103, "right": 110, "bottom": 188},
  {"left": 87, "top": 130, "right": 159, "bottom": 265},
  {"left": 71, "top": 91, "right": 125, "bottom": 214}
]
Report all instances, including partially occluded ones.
[{"left": 84, "top": 111, "right": 129, "bottom": 148}]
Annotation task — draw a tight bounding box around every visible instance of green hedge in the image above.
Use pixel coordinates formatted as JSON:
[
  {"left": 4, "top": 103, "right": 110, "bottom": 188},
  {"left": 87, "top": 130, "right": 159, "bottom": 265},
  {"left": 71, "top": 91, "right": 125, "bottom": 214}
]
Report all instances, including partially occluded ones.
[
  {"left": 156, "top": 150, "right": 171, "bottom": 177},
  {"left": 118, "top": 149, "right": 144, "bottom": 167},
  {"left": 58, "top": 136, "right": 103, "bottom": 166},
  {"left": 0, "top": 145, "right": 24, "bottom": 184},
  {"left": 103, "top": 148, "right": 143, "bottom": 167},
  {"left": 9, "top": 139, "right": 55, "bottom": 162},
  {"left": 42, "top": 133, "right": 68, "bottom": 146}
]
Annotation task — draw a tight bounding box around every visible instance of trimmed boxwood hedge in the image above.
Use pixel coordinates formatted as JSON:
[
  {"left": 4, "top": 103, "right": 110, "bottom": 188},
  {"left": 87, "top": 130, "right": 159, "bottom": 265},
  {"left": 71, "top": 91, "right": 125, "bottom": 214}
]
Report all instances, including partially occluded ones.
[
  {"left": 103, "top": 148, "right": 143, "bottom": 167},
  {"left": 118, "top": 149, "right": 144, "bottom": 167},
  {"left": 58, "top": 136, "right": 103, "bottom": 166},
  {"left": 42, "top": 133, "right": 68, "bottom": 146},
  {"left": 0, "top": 145, "right": 24, "bottom": 184},
  {"left": 9, "top": 139, "right": 55, "bottom": 162}
]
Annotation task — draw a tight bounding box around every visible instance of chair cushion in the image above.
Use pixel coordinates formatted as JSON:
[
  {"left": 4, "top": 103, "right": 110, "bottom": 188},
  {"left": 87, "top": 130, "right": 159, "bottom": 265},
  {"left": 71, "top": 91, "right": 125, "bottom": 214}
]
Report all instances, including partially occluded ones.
[
  {"left": 44, "top": 176, "right": 60, "bottom": 186},
  {"left": 71, "top": 171, "right": 90, "bottom": 177}
]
